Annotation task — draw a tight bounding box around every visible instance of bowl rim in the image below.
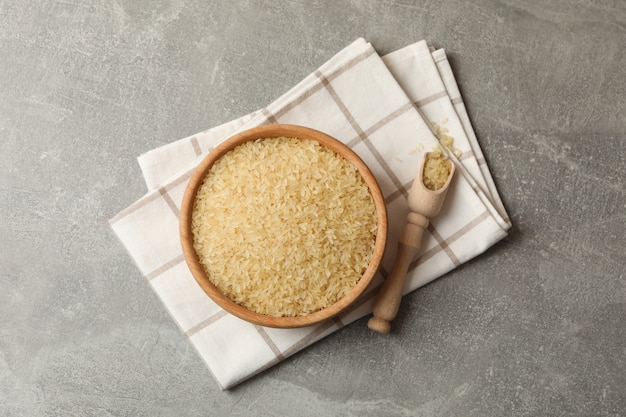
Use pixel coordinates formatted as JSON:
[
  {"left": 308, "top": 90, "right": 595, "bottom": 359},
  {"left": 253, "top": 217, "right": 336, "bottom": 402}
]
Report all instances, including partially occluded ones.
[{"left": 179, "top": 124, "right": 387, "bottom": 328}]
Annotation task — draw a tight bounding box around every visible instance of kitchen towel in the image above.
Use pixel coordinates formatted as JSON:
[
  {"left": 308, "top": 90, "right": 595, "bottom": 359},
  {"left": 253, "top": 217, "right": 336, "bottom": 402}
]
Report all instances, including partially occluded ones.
[{"left": 110, "top": 38, "right": 510, "bottom": 390}]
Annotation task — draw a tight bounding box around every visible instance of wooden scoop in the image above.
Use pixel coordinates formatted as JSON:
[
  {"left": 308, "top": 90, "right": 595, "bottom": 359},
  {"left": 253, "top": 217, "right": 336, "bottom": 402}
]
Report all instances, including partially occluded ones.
[{"left": 367, "top": 152, "right": 455, "bottom": 334}]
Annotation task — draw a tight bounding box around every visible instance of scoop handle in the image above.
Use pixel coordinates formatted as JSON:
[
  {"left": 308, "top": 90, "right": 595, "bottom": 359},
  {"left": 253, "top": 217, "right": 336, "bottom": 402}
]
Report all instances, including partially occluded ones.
[{"left": 367, "top": 213, "right": 429, "bottom": 334}]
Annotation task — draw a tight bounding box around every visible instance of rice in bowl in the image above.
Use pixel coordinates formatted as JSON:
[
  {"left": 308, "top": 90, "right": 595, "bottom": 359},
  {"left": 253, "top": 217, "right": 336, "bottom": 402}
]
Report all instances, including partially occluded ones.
[{"left": 191, "top": 137, "right": 378, "bottom": 317}]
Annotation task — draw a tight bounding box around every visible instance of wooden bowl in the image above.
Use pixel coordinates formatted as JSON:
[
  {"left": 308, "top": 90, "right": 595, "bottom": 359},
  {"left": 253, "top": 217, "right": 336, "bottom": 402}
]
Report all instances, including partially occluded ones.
[{"left": 180, "top": 124, "right": 387, "bottom": 328}]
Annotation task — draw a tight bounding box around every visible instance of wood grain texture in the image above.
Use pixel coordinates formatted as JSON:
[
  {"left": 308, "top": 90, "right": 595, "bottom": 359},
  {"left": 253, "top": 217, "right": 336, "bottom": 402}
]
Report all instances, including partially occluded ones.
[{"left": 368, "top": 153, "right": 455, "bottom": 333}]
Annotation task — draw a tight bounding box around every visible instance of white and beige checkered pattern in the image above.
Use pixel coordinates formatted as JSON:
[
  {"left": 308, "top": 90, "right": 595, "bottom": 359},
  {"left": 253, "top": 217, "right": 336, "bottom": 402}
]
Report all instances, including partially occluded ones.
[{"left": 110, "top": 38, "right": 511, "bottom": 390}]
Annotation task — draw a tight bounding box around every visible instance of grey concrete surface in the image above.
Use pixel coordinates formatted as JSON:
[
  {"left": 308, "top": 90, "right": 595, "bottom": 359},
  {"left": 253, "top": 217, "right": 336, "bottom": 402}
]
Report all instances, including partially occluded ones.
[{"left": 1, "top": 0, "right": 624, "bottom": 416}]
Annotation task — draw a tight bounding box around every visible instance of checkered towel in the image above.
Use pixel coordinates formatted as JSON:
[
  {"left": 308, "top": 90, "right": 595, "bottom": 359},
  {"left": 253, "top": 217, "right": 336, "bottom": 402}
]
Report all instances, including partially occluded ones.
[{"left": 110, "top": 38, "right": 511, "bottom": 390}]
